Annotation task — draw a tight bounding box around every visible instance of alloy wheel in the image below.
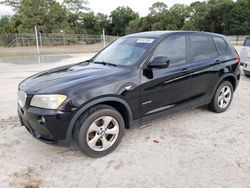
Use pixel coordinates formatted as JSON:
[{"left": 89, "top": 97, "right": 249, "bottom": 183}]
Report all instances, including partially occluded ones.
[
  {"left": 86, "top": 116, "right": 119, "bottom": 151},
  {"left": 218, "top": 86, "right": 232, "bottom": 109}
]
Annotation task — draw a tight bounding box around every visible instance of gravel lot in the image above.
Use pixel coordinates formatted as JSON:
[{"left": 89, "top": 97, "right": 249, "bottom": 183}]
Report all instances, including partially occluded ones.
[{"left": 0, "top": 53, "right": 250, "bottom": 188}]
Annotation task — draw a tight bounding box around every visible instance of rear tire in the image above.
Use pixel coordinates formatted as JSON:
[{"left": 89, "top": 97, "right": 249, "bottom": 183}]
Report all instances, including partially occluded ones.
[
  {"left": 73, "top": 105, "right": 125, "bottom": 158},
  {"left": 209, "top": 81, "right": 234, "bottom": 113}
]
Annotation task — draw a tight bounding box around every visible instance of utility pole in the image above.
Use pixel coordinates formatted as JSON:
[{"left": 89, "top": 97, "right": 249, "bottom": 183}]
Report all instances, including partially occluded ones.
[
  {"left": 103, "top": 28, "right": 106, "bottom": 47},
  {"left": 39, "top": 32, "right": 43, "bottom": 47},
  {"left": 35, "top": 25, "right": 40, "bottom": 55},
  {"left": 15, "top": 33, "right": 19, "bottom": 47}
]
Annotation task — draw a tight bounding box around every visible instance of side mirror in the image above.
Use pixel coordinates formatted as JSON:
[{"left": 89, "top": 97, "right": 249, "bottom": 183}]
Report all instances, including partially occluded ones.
[{"left": 148, "top": 56, "right": 170, "bottom": 69}]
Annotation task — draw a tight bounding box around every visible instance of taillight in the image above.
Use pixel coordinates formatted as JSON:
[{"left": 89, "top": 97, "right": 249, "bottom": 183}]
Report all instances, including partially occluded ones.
[{"left": 236, "top": 55, "right": 240, "bottom": 64}]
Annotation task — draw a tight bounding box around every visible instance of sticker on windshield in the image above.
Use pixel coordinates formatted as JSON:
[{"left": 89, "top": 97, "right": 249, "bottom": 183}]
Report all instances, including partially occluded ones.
[{"left": 137, "top": 38, "right": 154, "bottom": 44}]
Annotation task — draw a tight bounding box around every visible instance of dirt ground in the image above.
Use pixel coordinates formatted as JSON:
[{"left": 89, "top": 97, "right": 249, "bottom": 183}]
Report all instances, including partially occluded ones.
[
  {"left": 0, "top": 53, "right": 250, "bottom": 188},
  {"left": 0, "top": 44, "right": 102, "bottom": 57}
]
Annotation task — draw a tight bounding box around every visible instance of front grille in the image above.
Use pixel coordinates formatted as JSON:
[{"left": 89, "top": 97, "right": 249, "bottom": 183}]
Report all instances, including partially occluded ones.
[{"left": 18, "top": 90, "right": 27, "bottom": 107}]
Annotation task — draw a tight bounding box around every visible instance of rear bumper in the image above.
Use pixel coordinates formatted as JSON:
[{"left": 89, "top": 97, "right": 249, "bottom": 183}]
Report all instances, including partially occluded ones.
[
  {"left": 243, "top": 69, "right": 250, "bottom": 76},
  {"left": 241, "top": 62, "right": 250, "bottom": 71},
  {"left": 18, "top": 104, "right": 73, "bottom": 146}
]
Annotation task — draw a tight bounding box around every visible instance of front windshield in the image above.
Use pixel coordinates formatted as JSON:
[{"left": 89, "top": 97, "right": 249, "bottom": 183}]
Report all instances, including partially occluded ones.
[
  {"left": 244, "top": 39, "right": 250, "bottom": 47},
  {"left": 92, "top": 37, "right": 155, "bottom": 66}
]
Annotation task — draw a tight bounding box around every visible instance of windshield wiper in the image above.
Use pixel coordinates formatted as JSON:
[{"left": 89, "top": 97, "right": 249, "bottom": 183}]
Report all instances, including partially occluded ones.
[
  {"left": 93, "top": 61, "right": 117, "bottom": 67},
  {"left": 79, "top": 59, "right": 92, "bottom": 65}
]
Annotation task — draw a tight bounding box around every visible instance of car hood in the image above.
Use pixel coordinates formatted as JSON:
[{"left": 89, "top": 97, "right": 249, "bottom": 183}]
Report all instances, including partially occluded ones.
[{"left": 19, "top": 62, "right": 127, "bottom": 94}]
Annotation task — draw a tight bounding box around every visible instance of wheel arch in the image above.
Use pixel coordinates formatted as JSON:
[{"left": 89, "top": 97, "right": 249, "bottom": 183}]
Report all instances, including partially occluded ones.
[
  {"left": 213, "top": 74, "right": 237, "bottom": 96},
  {"left": 66, "top": 96, "right": 133, "bottom": 143}
]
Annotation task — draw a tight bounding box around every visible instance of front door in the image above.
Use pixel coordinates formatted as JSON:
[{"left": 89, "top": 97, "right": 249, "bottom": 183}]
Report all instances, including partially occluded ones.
[{"left": 140, "top": 34, "right": 191, "bottom": 117}]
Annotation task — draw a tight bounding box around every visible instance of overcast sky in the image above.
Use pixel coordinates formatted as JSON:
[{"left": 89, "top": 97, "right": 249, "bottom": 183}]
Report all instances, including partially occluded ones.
[{"left": 0, "top": 0, "right": 197, "bottom": 16}]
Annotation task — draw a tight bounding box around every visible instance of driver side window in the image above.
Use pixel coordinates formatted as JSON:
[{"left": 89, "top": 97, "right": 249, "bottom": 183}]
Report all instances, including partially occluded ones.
[{"left": 151, "top": 35, "right": 187, "bottom": 67}]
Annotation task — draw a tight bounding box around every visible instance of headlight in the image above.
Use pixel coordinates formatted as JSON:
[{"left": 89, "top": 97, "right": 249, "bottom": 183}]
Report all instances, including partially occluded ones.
[
  {"left": 18, "top": 90, "right": 27, "bottom": 108},
  {"left": 30, "top": 94, "right": 67, "bottom": 109}
]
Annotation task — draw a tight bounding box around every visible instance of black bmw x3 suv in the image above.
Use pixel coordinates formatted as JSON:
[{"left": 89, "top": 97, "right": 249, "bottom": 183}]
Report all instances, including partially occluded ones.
[{"left": 18, "top": 31, "right": 240, "bottom": 157}]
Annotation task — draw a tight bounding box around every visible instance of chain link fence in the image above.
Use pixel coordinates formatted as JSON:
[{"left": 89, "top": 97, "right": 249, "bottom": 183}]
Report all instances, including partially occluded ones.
[
  {"left": 227, "top": 35, "right": 249, "bottom": 46},
  {"left": 0, "top": 33, "right": 248, "bottom": 47},
  {"left": 0, "top": 33, "right": 248, "bottom": 57},
  {"left": 0, "top": 33, "right": 118, "bottom": 47},
  {"left": 0, "top": 33, "right": 249, "bottom": 47},
  {"left": 0, "top": 33, "right": 119, "bottom": 56}
]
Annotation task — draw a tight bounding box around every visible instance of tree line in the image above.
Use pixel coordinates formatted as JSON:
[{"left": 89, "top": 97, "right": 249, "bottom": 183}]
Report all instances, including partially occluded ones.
[{"left": 0, "top": 0, "right": 249, "bottom": 35}]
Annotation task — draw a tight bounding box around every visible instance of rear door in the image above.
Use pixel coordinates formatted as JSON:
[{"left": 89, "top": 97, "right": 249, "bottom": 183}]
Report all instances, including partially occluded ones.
[
  {"left": 188, "top": 34, "right": 220, "bottom": 102},
  {"left": 139, "top": 34, "right": 191, "bottom": 117}
]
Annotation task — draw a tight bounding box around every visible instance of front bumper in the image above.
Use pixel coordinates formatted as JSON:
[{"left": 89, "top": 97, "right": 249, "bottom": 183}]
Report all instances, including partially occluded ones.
[{"left": 18, "top": 104, "right": 73, "bottom": 146}]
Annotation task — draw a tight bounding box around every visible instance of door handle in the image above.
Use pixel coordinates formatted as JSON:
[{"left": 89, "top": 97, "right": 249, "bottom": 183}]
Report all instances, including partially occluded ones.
[
  {"left": 181, "top": 68, "right": 189, "bottom": 73},
  {"left": 124, "top": 85, "right": 133, "bottom": 91},
  {"left": 215, "top": 60, "right": 221, "bottom": 64}
]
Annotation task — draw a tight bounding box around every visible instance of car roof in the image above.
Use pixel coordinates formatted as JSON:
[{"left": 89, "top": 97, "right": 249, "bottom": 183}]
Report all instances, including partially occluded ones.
[
  {"left": 126, "top": 31, "right": 172, "bottom": 38},
  {"left": 125, "top": 30, "right": 226, "bottom": 39}
]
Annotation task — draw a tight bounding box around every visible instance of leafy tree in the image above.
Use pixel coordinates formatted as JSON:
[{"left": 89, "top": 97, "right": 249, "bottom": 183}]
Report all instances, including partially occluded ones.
[
  {"left": 0, "top": 16, "right": 13, "bottom": 33},
  {"left": 206, "top": 0, "right": 235, "bottom": 33},
  {"left": 146, "top": 2, "right": 187, "bottom": 31},
  {"left": 151, "top": 22, "right": 165, "bottom": 30},
  {"left": 138, "top": 16, "right": 152, "bottom": 31},
  {"left": 95, "top": 13, "right": 110, "bottom": 33},
  {"left": 126, "top": 17, "right": 143, "bottom": 34},
  {"left": 17, "top": 0, "right": 69, "bottom": 33},
  {"left": 182, "top": 1, "right": 210, "bottom": 31},
  {"left": 78, "top": 11, "right": 97, "bottom": 34},
  {"left": 169, "top": 4, "right": 188, "bottom": 30},
  {"left": 1, "top": 0, "right": 250, "bottom": 36},
  {"left": 149, "top": 2, "right": 168, "bottom": 15},
  {"left": 226, "top": 0, "right": 250, "bottom": 35},
  {"left": 63, "top": 0, "right": 88, "bottom": 14},
  {"left": 66, "top": 11, "right": 80, "bottom": 33},
  {"left": 145, "top": 2, "right": 168, "bottom": 31},
  {"left": 63, "top": 0, "right": 89, "bottom": 33},
  {"left": 110, "top": 6, "right": 139, "bottom": 36},
  {"left": 0, "top": 0, "right": 22, "bottom": 9}
]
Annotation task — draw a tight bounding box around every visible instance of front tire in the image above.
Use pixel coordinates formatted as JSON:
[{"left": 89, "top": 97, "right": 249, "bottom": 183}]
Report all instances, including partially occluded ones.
[
  {"left": 74, "top": 105, "right": 125, "bottom": 158},
  {"left": 209, "top": 81, "right": 234, "bottom": 113}
]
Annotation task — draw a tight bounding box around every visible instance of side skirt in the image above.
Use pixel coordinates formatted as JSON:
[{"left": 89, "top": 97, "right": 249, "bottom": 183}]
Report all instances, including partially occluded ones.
[{"left": 130, "top": 96, "right": 211, "bottom": 128}]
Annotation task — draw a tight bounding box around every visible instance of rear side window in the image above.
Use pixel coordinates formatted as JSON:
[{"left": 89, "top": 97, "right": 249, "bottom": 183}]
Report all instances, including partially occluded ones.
[
  {"left": 244, "top": 38, "right": 250, "bottom": 47},
  {"left": 209, "top": 37, "right": 218, "bottom": 58},
  {"left": 190, "top": 35, "right": 211, "bottom": 62},
  {"left": 213, "top": 36, "right": 228, "bottom": 55}
]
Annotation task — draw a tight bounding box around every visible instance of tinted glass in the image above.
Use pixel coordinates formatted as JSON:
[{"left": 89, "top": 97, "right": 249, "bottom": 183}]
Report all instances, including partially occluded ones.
[
  {"left": 151, "top": 35, "right": 186, "bottom": 67},
  {"left": 93, "top": 37, "right": 153, "bottom": 66},
  {"left": 214, "top": 36, "right": 228, "bottom": 55},
  {"left": 244, "top": 38, "right": 250, "bottom": 47},
  {"left": 190, "top": 35, "right": 211, "bottom": 62},
  {"left": 209, "top": 37, "right": 218, "bottom": 58}
]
